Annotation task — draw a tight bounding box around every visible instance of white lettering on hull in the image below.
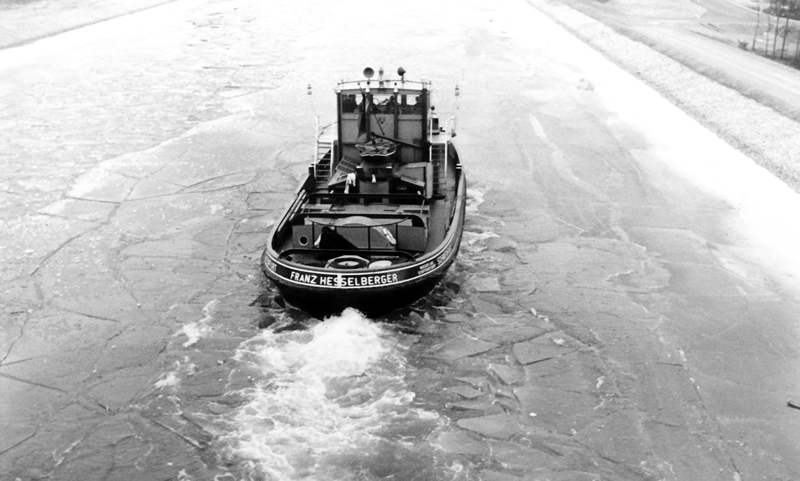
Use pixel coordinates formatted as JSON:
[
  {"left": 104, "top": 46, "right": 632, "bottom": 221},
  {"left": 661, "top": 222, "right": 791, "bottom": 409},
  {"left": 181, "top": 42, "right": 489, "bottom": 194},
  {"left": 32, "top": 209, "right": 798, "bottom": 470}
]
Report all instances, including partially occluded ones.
[{"left": 289, "top": 270, "right": 399, "bottom": 288}]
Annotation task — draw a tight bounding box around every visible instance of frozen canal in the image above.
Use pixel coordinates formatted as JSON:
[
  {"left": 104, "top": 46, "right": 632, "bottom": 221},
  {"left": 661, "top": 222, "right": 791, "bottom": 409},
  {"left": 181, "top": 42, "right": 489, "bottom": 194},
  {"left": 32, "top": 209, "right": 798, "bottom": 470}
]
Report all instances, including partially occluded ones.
[{"left": 2, "top": 0, "right": 800, "bottom": 480}]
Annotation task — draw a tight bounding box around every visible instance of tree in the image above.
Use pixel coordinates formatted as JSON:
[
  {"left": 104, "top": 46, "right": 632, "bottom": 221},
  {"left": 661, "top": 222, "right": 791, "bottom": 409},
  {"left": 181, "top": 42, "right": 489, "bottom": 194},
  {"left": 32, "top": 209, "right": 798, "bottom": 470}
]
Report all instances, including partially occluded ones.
[
  {"left": 772, "top": 0, "right": 781, "bottom": 56},
  {"left": 795, "top": 26, "right": 800, "bottom": 64},
  {"left": 754, "top": 0, "right": 800, "bottom": 58},
  {"left": 794, "top": 2, "right": 800, "bottom": 64},
  {"left": 754, "top": 0, "right": 762, "bottom": 51},
  {"left": 766, "top": 7, "right": 773, "bottom": 55},
  {"left": 780, "top": 0, "right": 791, "bottom": 57}
]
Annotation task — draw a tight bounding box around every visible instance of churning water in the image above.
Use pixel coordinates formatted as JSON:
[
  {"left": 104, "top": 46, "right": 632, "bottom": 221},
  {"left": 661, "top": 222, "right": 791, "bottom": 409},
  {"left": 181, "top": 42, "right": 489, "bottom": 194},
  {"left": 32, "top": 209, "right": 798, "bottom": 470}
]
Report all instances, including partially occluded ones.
[{"left": 219, "top": 308, "right": 453, "bottom": 480}]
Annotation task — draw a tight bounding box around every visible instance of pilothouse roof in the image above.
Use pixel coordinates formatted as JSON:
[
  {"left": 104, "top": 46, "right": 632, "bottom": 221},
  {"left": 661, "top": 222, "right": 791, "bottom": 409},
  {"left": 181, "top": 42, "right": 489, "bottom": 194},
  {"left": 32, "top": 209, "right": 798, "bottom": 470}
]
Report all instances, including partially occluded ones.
[{"left": 336, "top": 66, "right": 432, "bottom": 94}]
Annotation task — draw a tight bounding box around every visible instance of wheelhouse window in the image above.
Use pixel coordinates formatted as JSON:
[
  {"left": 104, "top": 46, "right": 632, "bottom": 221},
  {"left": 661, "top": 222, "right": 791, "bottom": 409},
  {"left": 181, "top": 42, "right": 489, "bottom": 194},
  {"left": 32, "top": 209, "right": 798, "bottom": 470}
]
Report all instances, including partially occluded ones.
[
  {"left": 341, "top": 93, "right": 359, "bottom": 114},
  {"left": 341, "top": 91, "right": 425, "bottom": 116},
  {"left": 371, "top": 94, "right": 397, "bottom": 114},
  {"left": 398, "top": 94, "right": 423, "bottom": 115}
]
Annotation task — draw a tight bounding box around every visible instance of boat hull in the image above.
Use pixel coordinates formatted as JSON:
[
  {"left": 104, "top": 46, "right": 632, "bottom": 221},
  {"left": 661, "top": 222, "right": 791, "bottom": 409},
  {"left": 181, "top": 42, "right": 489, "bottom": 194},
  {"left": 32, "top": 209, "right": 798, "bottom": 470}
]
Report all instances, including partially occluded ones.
[
  {"left": 262, "top": 175, "right": 466, "bottom": 318},
  {"left": 263, "top": 251, "right": 456, "bottom": 318}
]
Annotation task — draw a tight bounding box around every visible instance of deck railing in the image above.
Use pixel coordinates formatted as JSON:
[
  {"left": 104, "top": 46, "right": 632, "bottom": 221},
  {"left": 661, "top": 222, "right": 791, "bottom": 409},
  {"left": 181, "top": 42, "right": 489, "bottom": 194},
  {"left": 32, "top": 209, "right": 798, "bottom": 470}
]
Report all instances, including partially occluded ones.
[{"left": 313, "top": 119, "right": 336, "bottom": 180}]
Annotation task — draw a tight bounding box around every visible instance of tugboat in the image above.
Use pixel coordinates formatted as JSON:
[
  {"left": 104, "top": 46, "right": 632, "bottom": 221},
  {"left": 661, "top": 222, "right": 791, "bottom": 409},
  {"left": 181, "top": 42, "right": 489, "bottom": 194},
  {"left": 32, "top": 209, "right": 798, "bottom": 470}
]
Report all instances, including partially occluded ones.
[{"left": 262, "top": 67, "right": 466, "bottom": 317}]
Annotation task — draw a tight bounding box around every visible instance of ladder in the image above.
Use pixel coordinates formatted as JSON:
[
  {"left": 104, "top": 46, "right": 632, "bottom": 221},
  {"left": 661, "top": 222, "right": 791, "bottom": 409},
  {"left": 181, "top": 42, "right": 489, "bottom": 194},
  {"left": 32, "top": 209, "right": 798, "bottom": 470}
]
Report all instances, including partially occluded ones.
[
  {"left": 319, "top": 154, "right": 360, "bottom": 191},
  {"left": 314, "top": 141, "right": 332, "bottom": 189}
]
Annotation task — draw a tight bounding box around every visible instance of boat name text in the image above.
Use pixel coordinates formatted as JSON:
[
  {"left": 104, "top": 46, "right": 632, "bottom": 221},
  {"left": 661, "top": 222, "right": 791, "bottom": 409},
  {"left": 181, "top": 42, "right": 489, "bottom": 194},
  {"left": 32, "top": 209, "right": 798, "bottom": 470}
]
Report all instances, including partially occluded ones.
[{"left": 289, "top": 271, "right": 399, "bottom": 287}]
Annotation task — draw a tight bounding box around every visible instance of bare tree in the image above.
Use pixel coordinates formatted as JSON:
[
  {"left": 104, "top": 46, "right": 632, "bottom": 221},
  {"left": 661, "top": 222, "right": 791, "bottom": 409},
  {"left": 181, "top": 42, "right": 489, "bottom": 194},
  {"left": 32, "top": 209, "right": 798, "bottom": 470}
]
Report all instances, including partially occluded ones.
[
  {"left": 780, "top": 0, "right": 791, "bottom": 57},
  {"left": 794, "top": 0, "right": 800, "bottom": 63},
  {"left": 765, "top": 6, "right": 773, "bottom": 55},
  {"left": 754, "top": 0, "right": 763, "bottom": 51},
  {"left": 795, "top": 26, "right": 800, "bottom": 63},
  {"left": 772, "top": 0, "right": 781, "bottom": 56},
  {"left": 794, "top": 29, "right": 800, "bottom": 66}
]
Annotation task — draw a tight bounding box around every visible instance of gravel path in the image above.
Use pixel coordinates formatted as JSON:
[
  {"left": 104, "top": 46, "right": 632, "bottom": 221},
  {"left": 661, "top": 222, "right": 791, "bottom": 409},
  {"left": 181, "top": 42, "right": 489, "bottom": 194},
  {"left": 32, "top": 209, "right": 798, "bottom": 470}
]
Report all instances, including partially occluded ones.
[{"left": 527, "top": 0, "right": 800, "bottom": 193}]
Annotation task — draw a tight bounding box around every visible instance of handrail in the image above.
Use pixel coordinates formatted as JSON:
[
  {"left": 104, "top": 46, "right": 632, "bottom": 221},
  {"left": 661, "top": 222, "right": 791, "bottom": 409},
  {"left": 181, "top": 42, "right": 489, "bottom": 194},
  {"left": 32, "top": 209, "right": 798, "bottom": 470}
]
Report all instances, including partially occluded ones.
[
  {"left": 277, "top": 189, "right": 308, "bottom": 234},
  {"left": 444, "top": 117, "right": 450, "bottom": 184},
  {"left": 307, "top": 217, "right": 409, "bottom": 228},
  {"left": 306, "top": 192, "right": 427, "bottom": 203},
  {"left": 279, "top": 248, "right": 415, "bottom": 262},
  {"left": 329, "top": 135, "right": 335, "bottom": 170},
  {"left": 313, "top": 115, "right": 320, "bottom": 178}
]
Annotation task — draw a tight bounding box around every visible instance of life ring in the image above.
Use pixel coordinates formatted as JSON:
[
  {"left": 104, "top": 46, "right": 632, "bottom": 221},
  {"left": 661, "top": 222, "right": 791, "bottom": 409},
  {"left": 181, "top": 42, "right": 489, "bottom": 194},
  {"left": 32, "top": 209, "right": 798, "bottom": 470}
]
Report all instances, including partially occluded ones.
[{"left": 325, "top": 255, "right": 370, "bottom": 269}]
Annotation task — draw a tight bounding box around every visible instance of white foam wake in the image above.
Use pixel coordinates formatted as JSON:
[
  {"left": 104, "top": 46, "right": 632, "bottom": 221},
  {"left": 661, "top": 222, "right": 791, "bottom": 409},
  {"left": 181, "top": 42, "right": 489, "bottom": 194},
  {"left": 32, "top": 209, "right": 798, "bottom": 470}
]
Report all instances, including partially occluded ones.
[{"left": 221, "top": 308, "right": 439, "bottom": 480}]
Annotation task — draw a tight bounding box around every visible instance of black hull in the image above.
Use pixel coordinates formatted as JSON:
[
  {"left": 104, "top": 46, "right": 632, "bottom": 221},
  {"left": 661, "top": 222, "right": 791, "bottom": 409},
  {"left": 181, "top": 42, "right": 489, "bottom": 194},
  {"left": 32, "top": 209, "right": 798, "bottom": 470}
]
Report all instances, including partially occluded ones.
[
  {"left": 261, "top": 174, "right": 466, "bottom": 319},
  {"left": 268, "top": 264, "right": 448, "bottom": 318},
  {"left": 261, "top": 211, "right": 463, "bottom": 318}
]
